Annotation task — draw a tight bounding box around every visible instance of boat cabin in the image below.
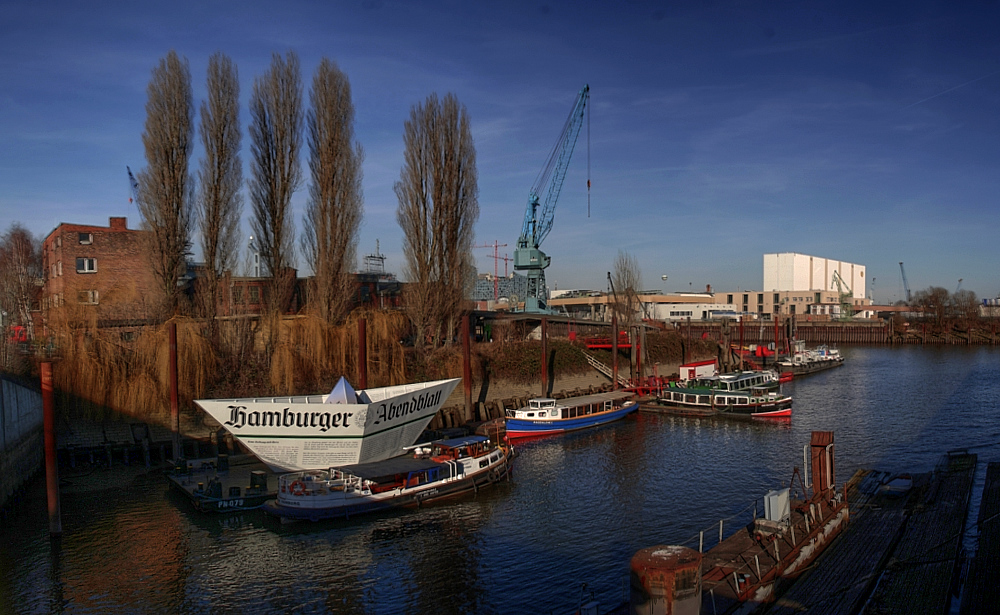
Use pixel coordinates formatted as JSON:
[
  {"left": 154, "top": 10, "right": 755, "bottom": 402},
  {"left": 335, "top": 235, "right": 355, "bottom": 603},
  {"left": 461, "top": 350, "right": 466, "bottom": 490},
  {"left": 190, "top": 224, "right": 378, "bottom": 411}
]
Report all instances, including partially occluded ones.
[{"left": 685, "top": 370, "right": 778, "bottom": 392}]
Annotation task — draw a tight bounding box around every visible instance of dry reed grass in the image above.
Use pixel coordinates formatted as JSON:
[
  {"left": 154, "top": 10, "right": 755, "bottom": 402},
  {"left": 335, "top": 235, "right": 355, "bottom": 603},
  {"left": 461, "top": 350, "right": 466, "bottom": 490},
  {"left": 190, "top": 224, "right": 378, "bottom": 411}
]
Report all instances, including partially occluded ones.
[{"left": 47, "top": 306, "right": 412, "bottom": 421}]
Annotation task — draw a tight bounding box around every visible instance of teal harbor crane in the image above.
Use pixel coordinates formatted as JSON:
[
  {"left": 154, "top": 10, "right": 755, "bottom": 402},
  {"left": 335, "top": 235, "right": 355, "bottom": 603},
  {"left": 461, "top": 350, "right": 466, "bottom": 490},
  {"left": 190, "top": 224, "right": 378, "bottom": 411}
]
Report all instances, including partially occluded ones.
[{"left": 513, "top": 85, "right": 590, "bottom": 313}]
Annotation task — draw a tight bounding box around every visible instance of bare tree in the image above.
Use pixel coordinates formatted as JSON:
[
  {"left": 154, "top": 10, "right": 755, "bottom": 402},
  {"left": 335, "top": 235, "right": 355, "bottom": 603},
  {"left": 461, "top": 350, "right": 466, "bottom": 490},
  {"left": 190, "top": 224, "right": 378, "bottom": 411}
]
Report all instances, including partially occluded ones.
[
  {"left": 197, "top": 52, "right": 243, "bottom": 330},
  {"left": 953, "top": 289, "right": 980, "bottom": 322},
  {"left": 912, "top": 286, "right": 950, "bottom": 325},
  {"left": 249, "top": 51, "right": 303, "bottom": 315},
  {"left": 611, "top": 249, "right": 642, "bottom": 325},
  {"left": 301, "top": 58, "right": 363, "bottom": 325},
  {"left": 395, "top": 93, "right": 478, "bottom": 348},
  {"left": 611, "top": 249, "right": 645, "bottom": 378},
  {"left": 138, "top": 50, "right": 195, "bottom": 316},
  {"left": 0, "top": 223, "right": 41, "bottom": 336}
]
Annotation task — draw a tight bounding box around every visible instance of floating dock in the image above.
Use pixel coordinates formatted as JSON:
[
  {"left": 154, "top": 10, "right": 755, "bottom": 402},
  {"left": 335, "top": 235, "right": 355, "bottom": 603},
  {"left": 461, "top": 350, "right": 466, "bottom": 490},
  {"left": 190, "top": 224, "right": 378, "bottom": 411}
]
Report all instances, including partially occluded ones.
[
  {"left": 960, "top": 461, "right": 1000, "bottom": 614},
  {"left": 769, "top": 449, "right": 976, "bottom": 614},
  {"left": 166, "top": 454, "right": 276, "bottom": 513}
]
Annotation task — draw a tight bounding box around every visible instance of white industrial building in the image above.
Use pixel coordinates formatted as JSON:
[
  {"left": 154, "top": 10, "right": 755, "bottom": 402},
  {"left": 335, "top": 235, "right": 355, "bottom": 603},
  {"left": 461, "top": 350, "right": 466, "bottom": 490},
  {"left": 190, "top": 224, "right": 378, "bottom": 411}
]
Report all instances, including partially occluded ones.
[
  {"left": 763, "top": 253, "right": 866, "bottom": 300},
  {"left": 647, "top": 302, "right": 739, "bottom": 322}
]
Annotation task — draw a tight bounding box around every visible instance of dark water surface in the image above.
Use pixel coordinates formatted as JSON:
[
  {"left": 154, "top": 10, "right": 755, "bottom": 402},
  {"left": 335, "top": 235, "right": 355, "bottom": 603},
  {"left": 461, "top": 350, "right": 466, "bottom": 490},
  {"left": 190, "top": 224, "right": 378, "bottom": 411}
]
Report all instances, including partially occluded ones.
[{"left": 3, "top": 346, "right": 999, "bottom": 614}]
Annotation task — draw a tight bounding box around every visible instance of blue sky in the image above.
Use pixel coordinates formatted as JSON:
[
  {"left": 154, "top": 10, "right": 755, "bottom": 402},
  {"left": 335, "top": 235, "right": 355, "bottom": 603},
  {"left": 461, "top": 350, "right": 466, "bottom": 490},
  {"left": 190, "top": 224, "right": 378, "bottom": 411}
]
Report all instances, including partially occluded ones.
[{"left": 2, "top": 1, "right": 999, "bottom": 303}]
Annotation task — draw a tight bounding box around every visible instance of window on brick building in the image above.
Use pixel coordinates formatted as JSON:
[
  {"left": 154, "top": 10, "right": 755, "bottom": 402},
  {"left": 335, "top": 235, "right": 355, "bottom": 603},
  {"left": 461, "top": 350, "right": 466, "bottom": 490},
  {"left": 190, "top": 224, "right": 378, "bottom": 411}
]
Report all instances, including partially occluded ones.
[
  {"left": 79, "top": 233, "right": 93, "bottom": 245},
  {"left": 77, "top": 290, "right": 99, "bottom": 304},
  {"left": 233, "top": 287, "right": 244, "bottom": 304},
  {"left": 250, "top": 286, "right": 261, "bottom": 304},
  {"left": 76, "top": 257, "right": 96, "bottom": 273},
  {"left": 57, "top": 261, "right": 62, "bottom": 276}
]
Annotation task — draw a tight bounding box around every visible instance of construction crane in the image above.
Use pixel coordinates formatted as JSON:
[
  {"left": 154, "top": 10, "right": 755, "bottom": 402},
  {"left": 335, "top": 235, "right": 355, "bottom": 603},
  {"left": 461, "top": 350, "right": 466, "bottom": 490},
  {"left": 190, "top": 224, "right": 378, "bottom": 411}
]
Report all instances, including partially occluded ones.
[
  {"left": 513, "top": 85, "right": 590, "bottom": 313},
  {"left": 127, "top": 166, "right": 141, "bottom": 209},
  {"left": 832, "top": 270, "right": 853, "bottom": 321},
  {"left": 899, "top": 262, "right": 911, "bottom": 304}
]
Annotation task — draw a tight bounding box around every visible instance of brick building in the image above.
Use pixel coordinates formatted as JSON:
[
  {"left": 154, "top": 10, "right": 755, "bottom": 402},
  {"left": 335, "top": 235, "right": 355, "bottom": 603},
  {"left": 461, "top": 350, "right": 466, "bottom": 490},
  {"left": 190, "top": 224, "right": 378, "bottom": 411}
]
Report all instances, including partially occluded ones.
[{"left": 41, "top": 217, "right": 159, "bottom": 328}]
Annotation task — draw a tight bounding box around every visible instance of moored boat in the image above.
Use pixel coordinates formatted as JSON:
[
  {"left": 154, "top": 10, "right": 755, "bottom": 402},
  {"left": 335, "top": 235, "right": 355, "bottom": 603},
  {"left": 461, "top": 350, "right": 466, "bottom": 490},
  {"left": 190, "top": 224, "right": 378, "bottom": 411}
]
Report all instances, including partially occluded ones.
[
  {"left": 504, "top": 391, "right": 639, "bottom": 439},
  {"left": 194, "top": 377, "right": 460, "bottom": 473},
  {"left": 262, "top": 435, "right": 512, "bottom": 522},
  {"left": 655, "top": 384, "right": 792, "bottom": 418},
  {"left": 776, "top": 340, "right": 844, "bottom": 376}
]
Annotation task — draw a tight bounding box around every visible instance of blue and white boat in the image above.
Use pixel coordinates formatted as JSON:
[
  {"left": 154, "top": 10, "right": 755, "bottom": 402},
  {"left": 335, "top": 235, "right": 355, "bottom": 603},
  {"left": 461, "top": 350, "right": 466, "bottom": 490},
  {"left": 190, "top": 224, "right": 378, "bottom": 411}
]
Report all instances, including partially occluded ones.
[{"left": 504, "top": 392, "right": 638, "bottom": 439}]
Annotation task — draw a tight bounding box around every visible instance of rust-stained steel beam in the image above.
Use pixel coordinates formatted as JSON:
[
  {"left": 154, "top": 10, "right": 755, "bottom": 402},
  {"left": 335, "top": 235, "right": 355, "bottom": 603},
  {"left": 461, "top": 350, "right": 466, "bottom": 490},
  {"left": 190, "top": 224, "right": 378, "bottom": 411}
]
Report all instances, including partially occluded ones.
[{"left": 42, "top": 361, "right": 61, "bottom": 536}]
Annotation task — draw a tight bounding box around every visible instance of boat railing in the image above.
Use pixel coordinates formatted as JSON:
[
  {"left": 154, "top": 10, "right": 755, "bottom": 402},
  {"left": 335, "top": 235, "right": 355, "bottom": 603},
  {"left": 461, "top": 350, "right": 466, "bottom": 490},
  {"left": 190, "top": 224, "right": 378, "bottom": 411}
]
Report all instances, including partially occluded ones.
[{"left": 672, "top": 495, "right": 774, "bottom": 554}]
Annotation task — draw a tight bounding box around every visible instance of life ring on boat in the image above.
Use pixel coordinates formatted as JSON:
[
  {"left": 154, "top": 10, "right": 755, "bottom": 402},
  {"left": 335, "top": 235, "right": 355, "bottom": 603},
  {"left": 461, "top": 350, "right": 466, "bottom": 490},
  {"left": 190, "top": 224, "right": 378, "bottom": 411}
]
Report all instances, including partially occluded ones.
[{"left": 289, "top": 480, "right": 306, "bottom": 496}]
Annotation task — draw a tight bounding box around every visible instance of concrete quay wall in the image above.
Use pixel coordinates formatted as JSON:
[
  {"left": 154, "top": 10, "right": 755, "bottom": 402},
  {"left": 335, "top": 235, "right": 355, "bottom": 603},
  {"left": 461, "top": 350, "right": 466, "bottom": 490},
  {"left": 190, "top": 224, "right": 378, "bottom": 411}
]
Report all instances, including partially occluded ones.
[{"left": 0, "top": 428, "right": 42, "bottom": 512}]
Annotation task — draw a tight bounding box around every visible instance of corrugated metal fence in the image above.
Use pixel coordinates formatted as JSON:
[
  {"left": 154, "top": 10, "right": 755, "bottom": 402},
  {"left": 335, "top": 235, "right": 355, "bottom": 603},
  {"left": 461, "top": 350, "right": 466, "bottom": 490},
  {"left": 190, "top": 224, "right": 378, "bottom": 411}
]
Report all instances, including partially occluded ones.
[{"left": 1, "top": 375, "right": 42, "bottom": 455}]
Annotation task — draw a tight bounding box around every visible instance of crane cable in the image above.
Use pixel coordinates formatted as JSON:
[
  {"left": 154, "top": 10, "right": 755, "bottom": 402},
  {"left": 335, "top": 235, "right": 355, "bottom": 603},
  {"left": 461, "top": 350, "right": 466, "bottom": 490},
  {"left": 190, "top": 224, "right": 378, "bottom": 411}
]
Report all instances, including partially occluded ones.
[{"left": 587, "top": 95, "right": 591, "bottom": 218}]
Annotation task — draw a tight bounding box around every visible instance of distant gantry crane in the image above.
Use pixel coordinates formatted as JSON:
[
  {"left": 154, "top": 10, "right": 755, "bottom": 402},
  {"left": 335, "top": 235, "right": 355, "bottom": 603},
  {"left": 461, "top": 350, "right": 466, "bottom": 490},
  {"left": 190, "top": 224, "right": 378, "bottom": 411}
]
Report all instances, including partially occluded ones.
[{"left": 513, "top": 85, "right": 590, "bottom": 314}]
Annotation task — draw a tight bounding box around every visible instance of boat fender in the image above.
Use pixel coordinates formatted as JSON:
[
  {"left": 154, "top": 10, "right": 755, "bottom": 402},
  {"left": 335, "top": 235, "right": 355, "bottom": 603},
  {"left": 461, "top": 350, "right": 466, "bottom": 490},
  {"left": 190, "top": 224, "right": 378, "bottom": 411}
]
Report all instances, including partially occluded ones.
[{"left": 290, "top": 480, "right": 306, "bottom": 496}]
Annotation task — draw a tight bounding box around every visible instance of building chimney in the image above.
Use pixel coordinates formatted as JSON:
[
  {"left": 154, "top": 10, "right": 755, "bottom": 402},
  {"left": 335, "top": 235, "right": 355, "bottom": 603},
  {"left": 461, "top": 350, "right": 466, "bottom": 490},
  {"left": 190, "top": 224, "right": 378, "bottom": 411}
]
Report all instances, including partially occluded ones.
[
  {"left": 706, "top": 284, "right": 713, "bottom": 294},
  {"left": 109, "top": 217, "right": 127, "bottom": 231}
]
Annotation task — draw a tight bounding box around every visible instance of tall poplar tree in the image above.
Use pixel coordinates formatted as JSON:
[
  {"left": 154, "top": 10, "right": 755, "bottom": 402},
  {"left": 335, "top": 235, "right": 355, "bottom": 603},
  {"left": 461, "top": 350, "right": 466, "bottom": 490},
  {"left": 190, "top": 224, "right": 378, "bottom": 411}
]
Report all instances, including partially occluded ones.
[
  {"left": 301, "top": 58, "right": 363, "bottom": 325},
  {"left": 197, "top": 52, "right": 242, "bottom": 329},
  {"left": 249, "top": 51, "right": 303, "bottom": 315},
  {"left": 395, "top": 93, "right": 478, "bottom": 348},
  {"left": 138, "top": 50, "right": 194, "bottom": 316}
]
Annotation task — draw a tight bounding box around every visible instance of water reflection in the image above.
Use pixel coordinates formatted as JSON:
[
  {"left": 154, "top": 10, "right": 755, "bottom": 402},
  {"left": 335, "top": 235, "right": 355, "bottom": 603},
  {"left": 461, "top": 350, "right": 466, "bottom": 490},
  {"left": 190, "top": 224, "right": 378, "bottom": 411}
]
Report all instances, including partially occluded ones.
[{"left": 2, "top": 346, "right": 999, "bottom": 614}]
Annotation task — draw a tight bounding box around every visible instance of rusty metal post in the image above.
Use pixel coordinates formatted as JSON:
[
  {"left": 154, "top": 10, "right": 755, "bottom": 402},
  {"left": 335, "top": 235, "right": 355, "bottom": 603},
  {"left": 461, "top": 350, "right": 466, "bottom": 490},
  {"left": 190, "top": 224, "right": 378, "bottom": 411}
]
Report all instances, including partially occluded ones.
[
  {"left": 774, "top": 318, "right": 780, "bottom": 365},
  {"left": 611, "top": 315, "right": 618, "bottom": 390},
  {"left": 541, "top": 317, "right": 549, "bottom": 397},
  {"left": 635, "top": 328, "right": 642, "bottom": 384},
  {"left": 169, "top": 322, "right": 180, "bottom": 461},
  {"left": 358, "top": 318, "right": 368, "bottom": 389},
  {"left": 739, "top": 316, "right": 744, "bottom": 367},
  {"left": 462, "top": 313, "right": 473, "bottom": 422},
  {"left": 42, "top": 361, "right": 61, "bottom": 536}
]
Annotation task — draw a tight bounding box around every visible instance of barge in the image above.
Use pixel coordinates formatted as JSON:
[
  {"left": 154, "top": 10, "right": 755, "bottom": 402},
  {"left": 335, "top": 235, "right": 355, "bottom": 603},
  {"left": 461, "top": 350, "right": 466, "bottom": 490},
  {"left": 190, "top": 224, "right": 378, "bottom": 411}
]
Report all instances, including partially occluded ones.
[{"left": 626, "top": 431, "right": 847, "bottom": 614}]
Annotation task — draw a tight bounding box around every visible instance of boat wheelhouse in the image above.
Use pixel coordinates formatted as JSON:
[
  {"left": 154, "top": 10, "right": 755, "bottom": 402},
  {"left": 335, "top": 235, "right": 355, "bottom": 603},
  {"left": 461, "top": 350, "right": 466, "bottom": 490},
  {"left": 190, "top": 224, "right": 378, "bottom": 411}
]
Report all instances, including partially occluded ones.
[
  {"left": 504, "top": 392, "right": 639, "bottom": 439},
  {"left": 684, "top": 369, "right": 785, "bottom": 392},
  {"left": 261, "top": 435, "right": 512, "bottom": 522}
]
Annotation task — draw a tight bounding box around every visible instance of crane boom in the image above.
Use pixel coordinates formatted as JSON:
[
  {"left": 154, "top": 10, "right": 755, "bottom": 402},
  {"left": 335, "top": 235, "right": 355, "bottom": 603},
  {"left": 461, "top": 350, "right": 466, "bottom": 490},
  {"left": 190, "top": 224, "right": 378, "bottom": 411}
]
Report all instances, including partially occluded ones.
[
  {"left": 127, "top": 166, "right": 141, "bottom": 207},
  {"left": 514, "top": 85, "right": 590, "bottom": 314},
  {"left": 899, "top": 262, "right": 911, "bottom": 303}
]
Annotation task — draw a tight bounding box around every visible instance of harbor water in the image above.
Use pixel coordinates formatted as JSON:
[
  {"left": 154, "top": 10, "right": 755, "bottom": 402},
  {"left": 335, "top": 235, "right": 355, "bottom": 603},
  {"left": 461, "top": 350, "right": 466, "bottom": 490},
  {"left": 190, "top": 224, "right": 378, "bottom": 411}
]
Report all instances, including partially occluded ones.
[{"left": 3, "top": 346, "right": 999, "bottom": 614}]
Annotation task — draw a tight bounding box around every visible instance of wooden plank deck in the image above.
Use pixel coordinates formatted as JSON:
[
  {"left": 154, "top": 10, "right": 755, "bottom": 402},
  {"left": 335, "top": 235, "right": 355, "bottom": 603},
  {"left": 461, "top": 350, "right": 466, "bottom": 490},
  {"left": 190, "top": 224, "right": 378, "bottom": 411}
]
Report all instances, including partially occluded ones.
[
  {"left": 863, "top": 452, "right": 975, "bottom": 614},
  {"left": 767, "top": 453, "right": 976, "bottom": 615},
  {"left": 960, "top": 462, "right": 1000, "bottom": 614}
]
